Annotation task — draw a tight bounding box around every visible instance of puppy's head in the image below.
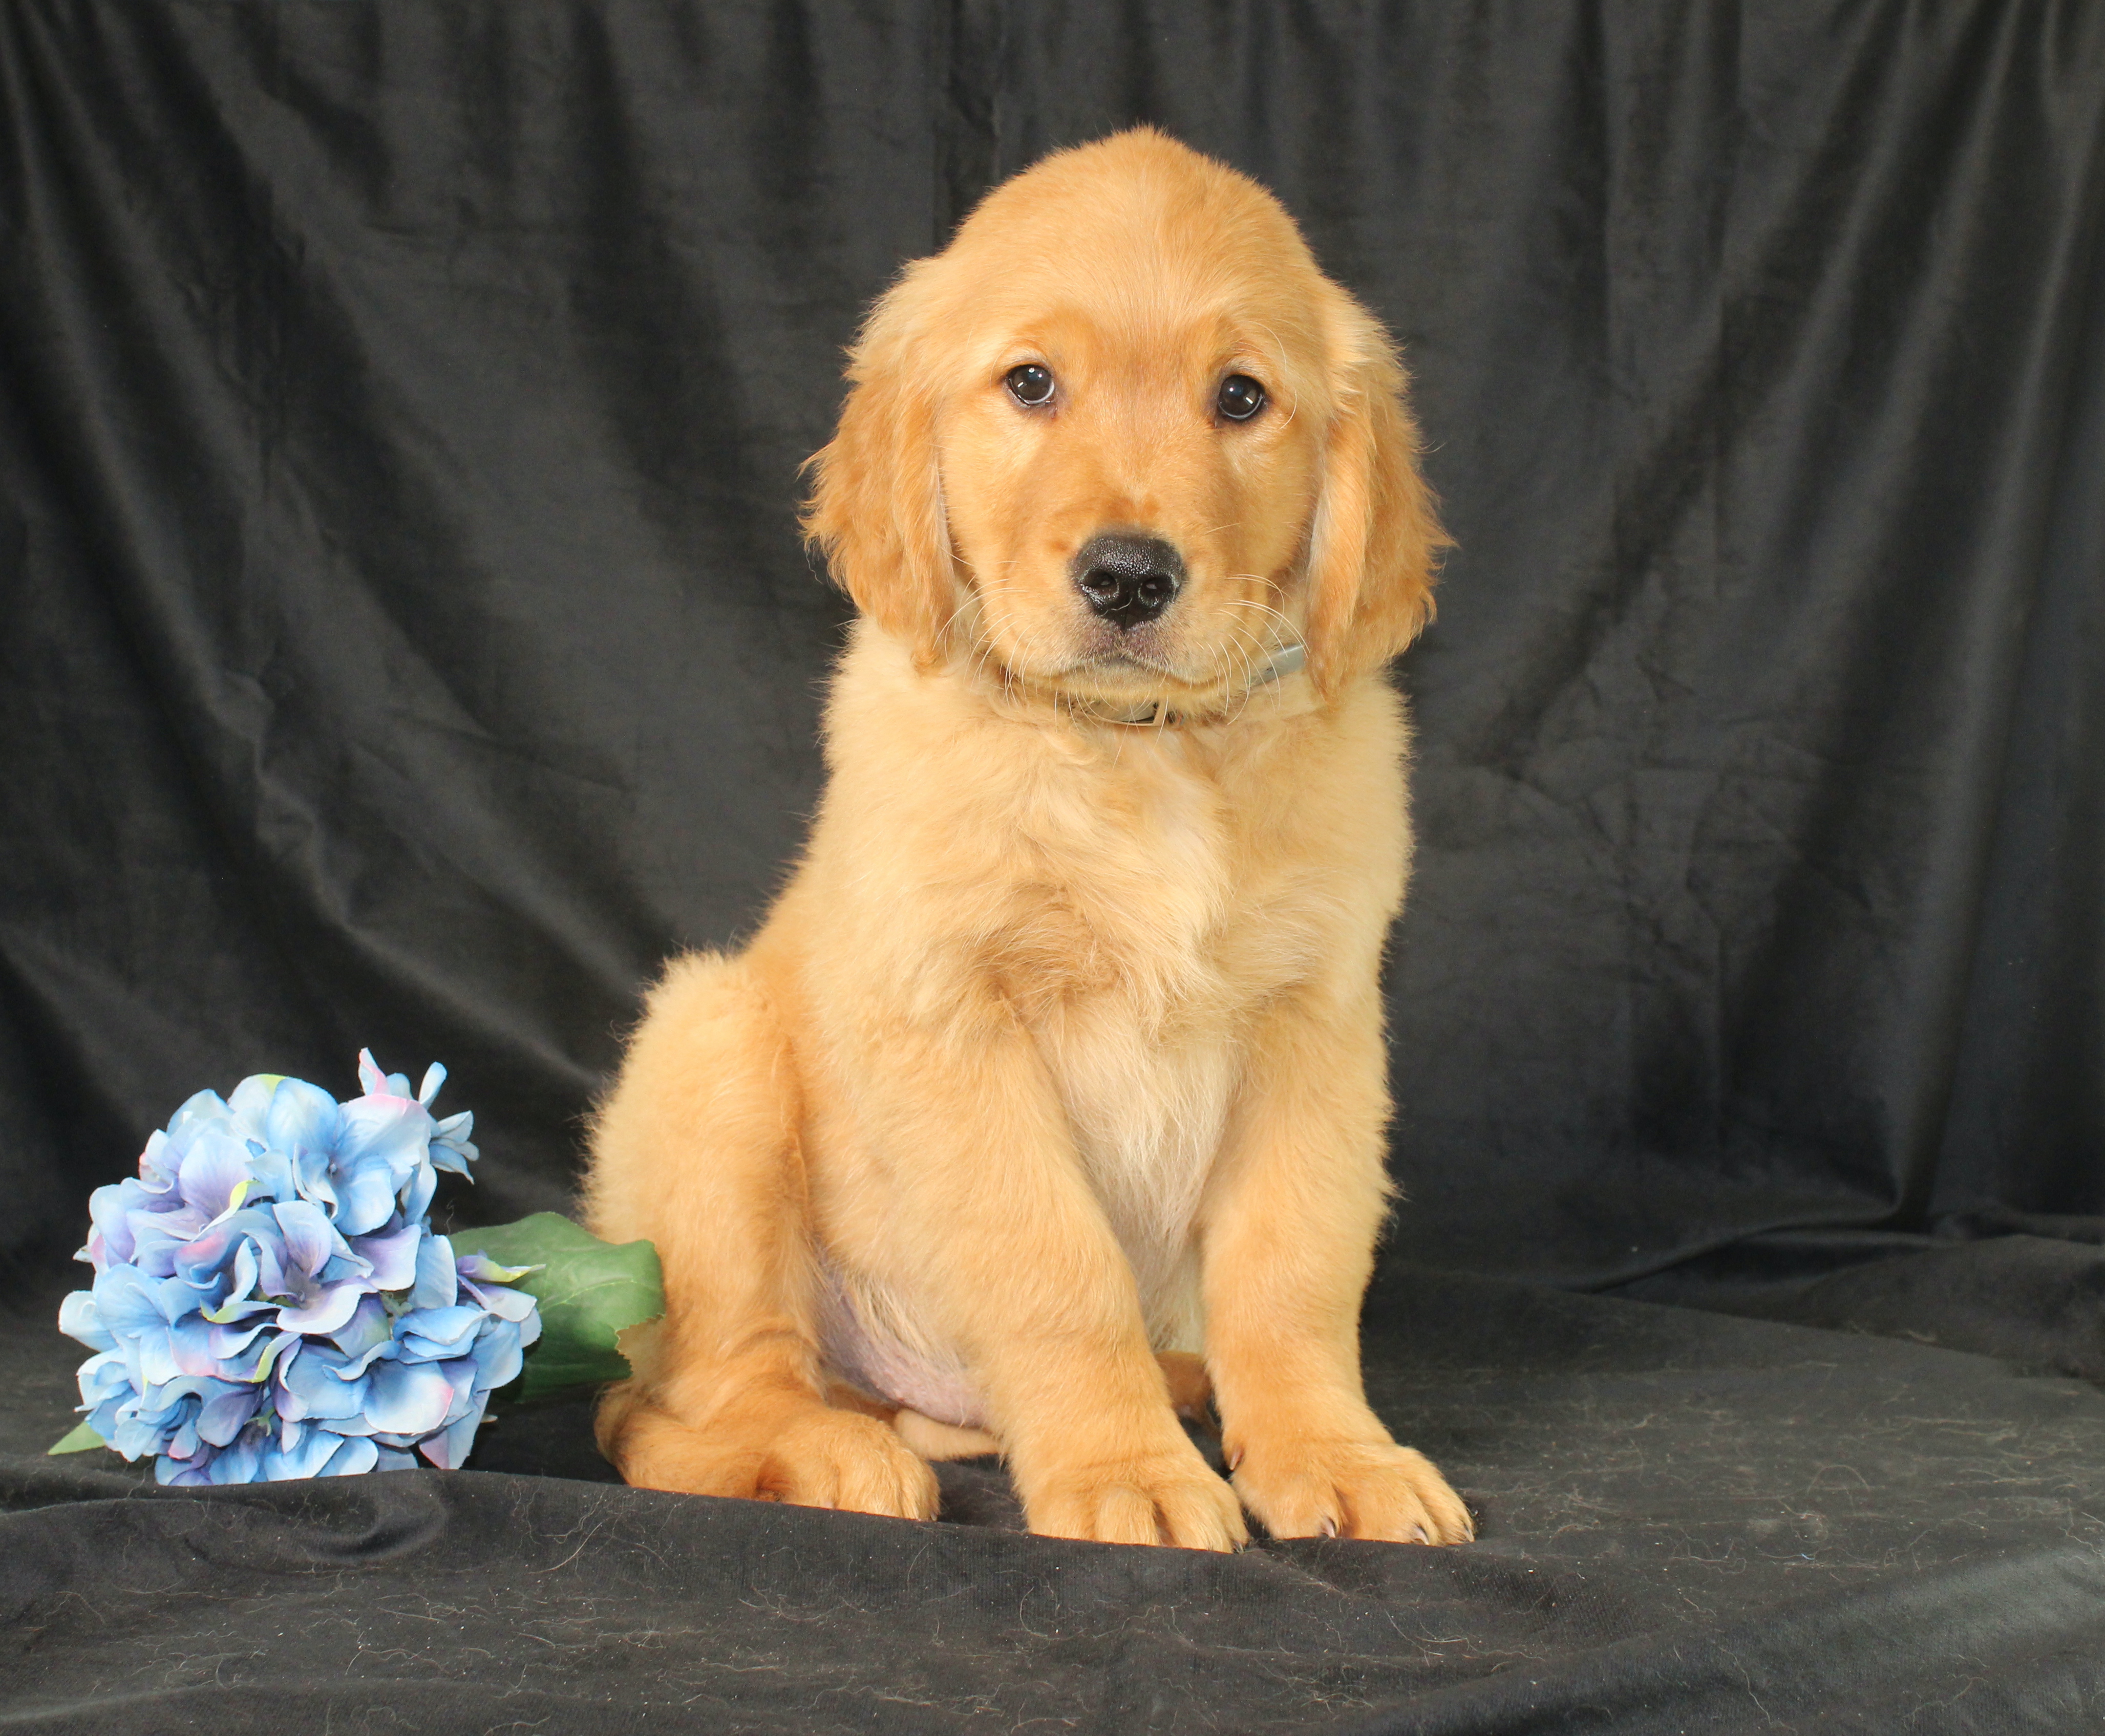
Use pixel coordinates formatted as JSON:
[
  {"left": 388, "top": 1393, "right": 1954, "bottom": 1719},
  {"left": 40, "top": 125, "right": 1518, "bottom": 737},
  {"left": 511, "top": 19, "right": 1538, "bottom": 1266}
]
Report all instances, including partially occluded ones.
[{"left": 805, "top": 129, "right": 1444, "bottom": 705}]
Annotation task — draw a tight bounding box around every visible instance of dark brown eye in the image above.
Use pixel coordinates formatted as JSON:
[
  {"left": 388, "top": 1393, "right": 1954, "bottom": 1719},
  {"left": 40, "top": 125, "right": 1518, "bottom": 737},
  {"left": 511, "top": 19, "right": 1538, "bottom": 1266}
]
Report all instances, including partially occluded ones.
[
  {"left": 1217, "top": 374, "right": 1266, "bottom": 422},
  {"left": 1005, "top": 363, "right": 1055, "bottom": 407}
]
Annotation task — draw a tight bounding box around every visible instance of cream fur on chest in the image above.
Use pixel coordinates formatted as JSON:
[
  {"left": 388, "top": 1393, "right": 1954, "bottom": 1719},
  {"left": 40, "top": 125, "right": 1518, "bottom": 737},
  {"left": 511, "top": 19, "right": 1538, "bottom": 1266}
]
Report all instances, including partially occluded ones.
[
  {"left": 1031, "top": 753, "right": 1244, "bottom": 1353},
  {"left": 814, "top": 644, "right": 1355, "bottom": 1427}
]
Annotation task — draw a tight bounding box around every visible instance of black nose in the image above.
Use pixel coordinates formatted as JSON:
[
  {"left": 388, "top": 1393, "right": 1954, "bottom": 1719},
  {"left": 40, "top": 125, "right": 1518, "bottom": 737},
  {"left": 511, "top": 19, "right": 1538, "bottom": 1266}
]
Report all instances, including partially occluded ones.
[{"left": 1074, "top": 534, "right": 1185, "bottom": 629}]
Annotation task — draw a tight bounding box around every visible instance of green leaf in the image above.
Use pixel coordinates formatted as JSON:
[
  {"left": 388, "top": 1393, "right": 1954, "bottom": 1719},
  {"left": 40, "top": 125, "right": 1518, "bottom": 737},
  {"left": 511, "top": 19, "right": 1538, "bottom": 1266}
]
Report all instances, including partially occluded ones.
[
  {"left": 49, "top": 1419, "right": 110, "bottom": 1455},
  {"left": 448, "top": 1213, "right": 663, "bottom": 1404}
]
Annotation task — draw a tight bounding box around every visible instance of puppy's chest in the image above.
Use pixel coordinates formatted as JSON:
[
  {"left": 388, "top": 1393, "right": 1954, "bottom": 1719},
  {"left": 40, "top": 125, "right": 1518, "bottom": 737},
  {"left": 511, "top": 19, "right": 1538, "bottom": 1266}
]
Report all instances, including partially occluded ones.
[
  {"left": 992, "top": 761, "right": 1298, "bottom": 1028},
  {"left": 988, "top": 757, "right": 1323, "bottom": 1290}
]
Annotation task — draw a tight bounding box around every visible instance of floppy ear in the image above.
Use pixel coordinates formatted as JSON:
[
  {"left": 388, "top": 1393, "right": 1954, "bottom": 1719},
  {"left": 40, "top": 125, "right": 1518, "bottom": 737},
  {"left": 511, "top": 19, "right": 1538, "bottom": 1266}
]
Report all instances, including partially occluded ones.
[
  {"left": 1301, "top": 304, "right": 1448, "bottom": 697},
  {"left": 801, "top": 265, "right": 954, "bottom": 667}
]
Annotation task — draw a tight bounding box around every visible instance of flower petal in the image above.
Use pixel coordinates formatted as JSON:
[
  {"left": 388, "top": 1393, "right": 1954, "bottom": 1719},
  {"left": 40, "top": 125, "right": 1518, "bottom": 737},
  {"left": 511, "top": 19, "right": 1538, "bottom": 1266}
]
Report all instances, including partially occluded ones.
[
  {"left": 86, "top": 1180, "right": 150, "bottom": 1268},
  {"left": 336, "top": 1094, "right": 428, "bottom": 1180},
  {"left": 208, "top": 1316, "right": 272, "bottom": 1362},
  {"left": 167, "top": 1313, "right": 229, "bottom": 1379},
  {"left": 453, "top": 1251, "right": 536, "bottom": 1285},
  {"left": 361, "top": 1360, "right": 458, "bottom": 1437},
  {"left": 456, "top": 1271, "right": 541, "bottom": 1325},
  {"left": 212, "top": 1327, "right": 300, "bottom": 1385},
  {"left": 261, "top": 1419, "right": 345, "bottom": 1481},
  {"left": 467, "top": 1318, "right": 525, "bottom": 1392},
  {"left": 351, "top": 1221, "right": 423, "bottom": 1294},
  {"left": 197, "top": 1384, "right": 262, "bottom": 1447},
  {"left": 395, "top": 1304, "right": 482, "bottom": 1354},
  {"left": 272, "top": 1199, "right": 352, "bottom": 1282},
  {"left": 137, "top": 1126, "right": 183, "bottom": 1193},
  {"left": 160, "top": 1091, "right": 235, "bottom": 1165},
  {"left": 401, "top": 1161, "right": 438, "bottom": 1224},
  {"left": 411, "top": 1233, "right": 457, "bottom": 1311},
  {"left": 92, "top": 1264, "right": 174, "bottom": 1337},
  {"left": 331, "top": 1292, "right": 394, "bottom": 1359},
  {"left": 278, "top": 1347, "right": 366, "bottom": 1421},
  {"left": 274, "top": 1279, "right": 363, "bottom": 1337},
  {"left": 429, "top": 1111, "right": 478, "bottom": 1177},
  {"left": 333, "top": 1160, "right": 399, "bottom": 1239},
  {"left": 207, "top": 1433, "right": 264, "bottom": 1484},
  {"left": 319, "top": 1433, "right": 379, "bottom": 1476},
  {"left": 261, "top": 1078, "right": 345, "bottom": 1170},
  {"left": 239, "top": 1143, "right": 296, "bottom": 1206},
  {"left": 58, "top": 1289, "right": 114, "bottom": 1353},
  {"left": 174, "top": 1126, "right": 254, "bottom": 1220},
  {"left": 125, "top": 1212, "right": 200, "bottom": 1281},
  {"left": 417, "top": 1401, "right": 486, "bottom": 1470},
  {"left": 291, "top": 1143, "right": 339, "bottom": 1220},
  {"left": 175, "top": 1206, "right": 275, "bottom": 1294},
  {"left": 77, "top": 1345, "right": 131, "bottom": 1395},
  {"left": 199, "top": 1238, "right": 273, "bottom": 1324}
]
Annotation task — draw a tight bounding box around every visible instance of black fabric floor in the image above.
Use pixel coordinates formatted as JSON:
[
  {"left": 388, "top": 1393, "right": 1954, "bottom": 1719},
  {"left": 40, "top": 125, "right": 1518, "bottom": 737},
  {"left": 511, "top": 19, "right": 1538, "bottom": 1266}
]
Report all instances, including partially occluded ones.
[{"left": 8, "top": 1242, "right": 2105, "bottom": 1734}]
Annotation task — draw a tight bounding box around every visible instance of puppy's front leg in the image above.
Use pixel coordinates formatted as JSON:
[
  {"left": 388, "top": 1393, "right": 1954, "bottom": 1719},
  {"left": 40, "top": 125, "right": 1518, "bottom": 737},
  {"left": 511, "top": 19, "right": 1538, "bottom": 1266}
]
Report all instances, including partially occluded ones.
[
  {"left": 1200, "top": 986, "right": 1473, "bottom": 1545},
  {"left": 586, "top": 952, "right": 938, "bottom": 1520},
  {"left": 843, "top": 1002, "right": 1246, "bottom": 1552}
]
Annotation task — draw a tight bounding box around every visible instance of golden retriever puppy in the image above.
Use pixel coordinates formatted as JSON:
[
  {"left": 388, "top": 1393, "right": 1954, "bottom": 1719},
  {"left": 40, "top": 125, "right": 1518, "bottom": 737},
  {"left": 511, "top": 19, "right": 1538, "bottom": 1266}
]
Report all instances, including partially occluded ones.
[{"left": 583, "top": 128, "right": 1472, "bottom": 1551}]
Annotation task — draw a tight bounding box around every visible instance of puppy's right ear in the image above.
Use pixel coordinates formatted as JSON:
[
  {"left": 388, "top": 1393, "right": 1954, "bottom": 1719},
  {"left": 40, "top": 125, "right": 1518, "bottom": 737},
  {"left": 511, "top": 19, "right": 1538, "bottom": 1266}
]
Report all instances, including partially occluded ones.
[{"left": 802, "top": 264, "right": 953, "bottom": 667}]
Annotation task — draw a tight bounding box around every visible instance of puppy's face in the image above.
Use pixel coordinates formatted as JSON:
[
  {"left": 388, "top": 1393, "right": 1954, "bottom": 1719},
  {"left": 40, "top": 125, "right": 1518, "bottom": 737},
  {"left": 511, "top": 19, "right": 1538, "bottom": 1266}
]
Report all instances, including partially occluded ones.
[
  {"left": 806, "top": 132, "right": 1443, "bottom": 702},
  {"left": 933, "top": 247, "right": 1331, "bottom": 710}
]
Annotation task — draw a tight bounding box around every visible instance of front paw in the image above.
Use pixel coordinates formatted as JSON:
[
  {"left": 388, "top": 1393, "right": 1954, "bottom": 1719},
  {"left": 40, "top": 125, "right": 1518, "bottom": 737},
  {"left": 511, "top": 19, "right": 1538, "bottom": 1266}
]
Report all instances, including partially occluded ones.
[
  {"left": 1232, "top": 1437, "right": 1473, "bottom": 1544},
  {"left": 612, "top": 1399, "right": 940, "bottom": 1523},
  {"left": 1025, "top": 1445, "right": 1248, "bottom": 1551}
]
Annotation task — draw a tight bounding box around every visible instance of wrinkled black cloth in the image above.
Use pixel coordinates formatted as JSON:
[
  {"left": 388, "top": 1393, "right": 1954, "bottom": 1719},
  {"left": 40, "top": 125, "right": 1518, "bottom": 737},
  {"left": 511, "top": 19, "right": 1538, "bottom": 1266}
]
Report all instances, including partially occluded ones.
[
  {"left": 5, "top": 2, "right": 2105, "bottom": 1732},
  {"left": 1617, "top": 1212, "right": 2105, "bottom": 1384},
  {"left": 7, "top": 1258, "right": 2105, "bottom": 1734},
  {"left": 4, "top": 0, "right": 2100, "bottom": 1282}
]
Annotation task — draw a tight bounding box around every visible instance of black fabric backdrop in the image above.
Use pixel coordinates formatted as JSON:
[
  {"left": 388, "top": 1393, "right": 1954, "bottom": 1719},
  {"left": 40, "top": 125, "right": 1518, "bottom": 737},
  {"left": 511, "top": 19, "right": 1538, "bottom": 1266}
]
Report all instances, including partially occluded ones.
[{"left": 4, "top": 3, "right": 2104, "bottom": 1731}]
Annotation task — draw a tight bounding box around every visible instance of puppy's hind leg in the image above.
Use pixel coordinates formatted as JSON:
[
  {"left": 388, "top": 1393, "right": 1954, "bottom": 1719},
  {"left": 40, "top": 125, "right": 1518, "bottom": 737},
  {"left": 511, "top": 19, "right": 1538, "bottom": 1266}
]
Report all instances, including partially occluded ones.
[{"left": 582, "top": 950, "right": 939, "bottom": 1521}]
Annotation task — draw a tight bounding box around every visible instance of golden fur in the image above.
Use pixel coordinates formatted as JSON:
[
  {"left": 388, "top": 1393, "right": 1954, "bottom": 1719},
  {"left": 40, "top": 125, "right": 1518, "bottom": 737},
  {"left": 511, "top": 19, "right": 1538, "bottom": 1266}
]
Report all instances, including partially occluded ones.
[{"left": 582, "top": 129, "right": 1472, "bottom": 1550}]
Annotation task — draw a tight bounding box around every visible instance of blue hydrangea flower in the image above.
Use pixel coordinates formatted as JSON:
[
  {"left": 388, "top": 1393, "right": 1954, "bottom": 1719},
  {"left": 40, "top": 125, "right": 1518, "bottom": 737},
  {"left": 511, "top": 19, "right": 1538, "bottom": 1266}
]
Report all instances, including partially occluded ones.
[{"left": 58, "top": 1052, "right": 540, "bottom": 1484}]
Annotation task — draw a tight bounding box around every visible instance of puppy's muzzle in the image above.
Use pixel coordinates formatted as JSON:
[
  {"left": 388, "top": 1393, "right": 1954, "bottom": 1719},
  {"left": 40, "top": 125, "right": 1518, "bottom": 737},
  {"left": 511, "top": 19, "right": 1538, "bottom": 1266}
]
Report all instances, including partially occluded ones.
[{"left": 1074, "top": 534, "right": 1184, "bottom": 629}]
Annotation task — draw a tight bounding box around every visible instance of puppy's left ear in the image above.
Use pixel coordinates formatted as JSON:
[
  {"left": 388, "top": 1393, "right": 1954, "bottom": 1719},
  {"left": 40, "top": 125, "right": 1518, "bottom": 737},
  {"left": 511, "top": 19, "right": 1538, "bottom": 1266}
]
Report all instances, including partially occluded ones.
[
  {"left": 801, "top": 264, "right": 954, "bottom": 667},
  {"left": 1302, "top": 300, "right": 1449, "bottom": 697}
]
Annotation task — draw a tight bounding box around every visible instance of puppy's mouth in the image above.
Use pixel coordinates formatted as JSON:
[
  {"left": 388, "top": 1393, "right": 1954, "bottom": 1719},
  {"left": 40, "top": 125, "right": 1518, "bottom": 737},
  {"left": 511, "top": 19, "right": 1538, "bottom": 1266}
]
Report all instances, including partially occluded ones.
[
  {"left": 1088, "top": 650, "right": 1176, "bottom": 676},
  {"left": 1067, "top": 648, "right": 1207, "bottom": 692}
]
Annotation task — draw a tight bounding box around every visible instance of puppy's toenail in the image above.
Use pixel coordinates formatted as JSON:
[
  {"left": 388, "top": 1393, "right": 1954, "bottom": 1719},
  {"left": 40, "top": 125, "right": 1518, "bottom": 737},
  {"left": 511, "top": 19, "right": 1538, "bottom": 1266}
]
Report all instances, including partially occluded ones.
[
  {"left": 1411, "top": 1525, "right": 1429, "bottom": 1544},
  {"left": 1319, "top": 1515, "right": 1337, "bottom": 1538}
]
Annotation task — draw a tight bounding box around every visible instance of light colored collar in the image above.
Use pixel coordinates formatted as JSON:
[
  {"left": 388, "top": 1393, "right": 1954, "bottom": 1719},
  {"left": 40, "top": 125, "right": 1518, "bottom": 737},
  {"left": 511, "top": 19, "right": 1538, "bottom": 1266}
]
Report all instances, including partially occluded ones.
[{"left": 1079, "top": 642, "right": 1307, "bottom": 727}]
